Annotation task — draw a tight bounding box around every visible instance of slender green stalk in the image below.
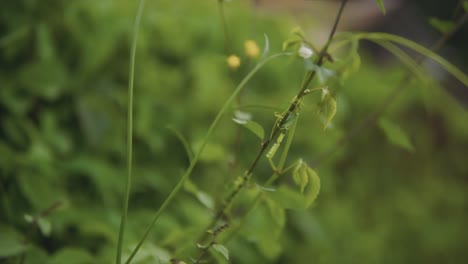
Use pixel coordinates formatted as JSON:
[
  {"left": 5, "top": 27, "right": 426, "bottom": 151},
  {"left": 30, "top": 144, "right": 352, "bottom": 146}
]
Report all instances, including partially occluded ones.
[
  {"left": 124, "top": 53, "right": 288, "bottom": 264},
  {"left": 116, "top": 0, "right": 146, "bottom": 263},
  {"left": 193, "top": 1, "right": 350, "bottom": 261},
  {"left": 219, "top": 115, "right": 300, "bottom": 245},
  {"left": 207, "top": 0, "right": 349, "bottom": 228},
  {"left": 274, "top": 115, "right": 299, "bottom": 180}
]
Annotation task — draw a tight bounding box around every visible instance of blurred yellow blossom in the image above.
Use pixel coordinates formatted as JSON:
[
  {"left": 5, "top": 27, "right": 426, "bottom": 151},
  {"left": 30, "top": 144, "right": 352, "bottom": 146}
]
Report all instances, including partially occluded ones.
[
  {"left": 244, "top": 40, "right": 260, "bottom": 58},
  {"left": 227, "top": 54, "right": 241, "bottom": 69}
]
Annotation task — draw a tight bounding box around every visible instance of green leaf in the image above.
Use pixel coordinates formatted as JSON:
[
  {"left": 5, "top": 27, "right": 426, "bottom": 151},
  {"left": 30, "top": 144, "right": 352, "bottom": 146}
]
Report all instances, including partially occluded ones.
[
  {"left": 316, "top": 66, "right": 335, "bottom": 84},
  {"left": 24, "top": 214, "right": 34, "bottom": 223},
  {"left": 330, "top": 36, "right": 361, "bottom": 80},
  {"left": 428, "top": 17, "right": 456, "bottom": 34},
  {"left": 240, "top": 198, "right": 283, "bottom": 259},
  {"left": 378, "top": 118, "right": 415, "bottom": 152},
  {"left": 463, "top": 1, "right": 468, "bottom": 12},
  {"left": 265, "top": 197, "right": 286, "bottom": 228},
  {"left": 37, "top": 218, "right": 52, "bottom": 237},
  {"left": 183, "top": 179, "right": 214, "bottom": 209},
  {"left": 293, "top": 160, "right": 309, "bottom": 193},
  {"left": 268, "top": 162, "right": 320, "bottom": 210},
  {"left": 0, "top": 225, "right": 29, "bottom": 257},
  {"left": 291, "top": 26, "right": 305, "bottom": 39},
  {"left": 317, "top": 89, "right": 337, "bottom": 130},
  {"left": 24, "top": 214, "right": 52, "bottom": 236},
  {"left": 193, "top": 141, "right": 226, "bottom": 162},
  {"left": 196, "top": 192, "right": 215, "bottom": 210},
  {"left": 305, "top": 61, "right": 335, "bottom": 83},
  {"left": 374, "top": 0, "right": 386, "bottom": 15},
  {"left": 282, "top": 38, "right": 301, "bottom": 51},
  {"left": 233, "top": 118, "right": 265, "bottom": 140},
  {"left": 261, "top": 34, "right": 270, "bottom": 59},
  {"left": 212, "top": 244, "right": 229, "bottom": 261}
]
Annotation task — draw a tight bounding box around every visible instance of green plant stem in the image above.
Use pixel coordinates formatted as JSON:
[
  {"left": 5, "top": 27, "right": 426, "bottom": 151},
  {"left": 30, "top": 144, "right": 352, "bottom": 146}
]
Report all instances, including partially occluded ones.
[
  {"left": 219, "top": 116, "right": 300, "bottom": 245},
  {"left": 207, "top": 0, "right": 349, "bottom": 228},
  {"left": 312, "top": 11, "right": 468, "bottom": 166},
  {"left": 116, "top": 0, "right": 146, "bottom": 263},
  {"left": 193, "top": 0, "right": 349, "bottom": 260},
  {"left": 124, "top": 52, "right": 288, "bottom": 264}
]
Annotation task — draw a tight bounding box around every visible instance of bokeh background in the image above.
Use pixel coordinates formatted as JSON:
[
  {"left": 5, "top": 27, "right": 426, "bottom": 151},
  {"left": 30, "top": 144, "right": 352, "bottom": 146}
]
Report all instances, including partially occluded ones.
[{"left": 1, "top": 0, "right": 467, "bottom": 263}]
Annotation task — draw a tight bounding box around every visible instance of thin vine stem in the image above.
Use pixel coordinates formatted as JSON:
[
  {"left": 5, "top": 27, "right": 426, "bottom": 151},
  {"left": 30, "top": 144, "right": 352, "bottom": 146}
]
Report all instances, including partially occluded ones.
[
  {"left": 206, "top": 0, "right": 349, "bottom": 228},
  {"left": 193, "top": 0, "right": 350, "bottom": 260},
  {"left": 219, "top": 115, "right": 301, "bottom": 246},
  {"left": 116, "top": 0, "right": 146, "bottom": 263}
]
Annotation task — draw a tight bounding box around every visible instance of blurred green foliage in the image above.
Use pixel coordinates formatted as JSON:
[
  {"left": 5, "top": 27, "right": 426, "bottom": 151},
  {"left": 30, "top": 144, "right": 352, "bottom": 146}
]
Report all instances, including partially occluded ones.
[{"left": 1, "top": 0, "right": 468, "bottom": 263}]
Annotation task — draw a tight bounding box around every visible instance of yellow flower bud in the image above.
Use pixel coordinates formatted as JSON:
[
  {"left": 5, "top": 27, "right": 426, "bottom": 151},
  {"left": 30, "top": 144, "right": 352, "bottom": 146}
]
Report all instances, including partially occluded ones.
[
  {"left": 244, "top": 40, "right": 260, "bottom": 58},
  {"left": 227, "top": 54, "right": 241, "bottom": 69}
]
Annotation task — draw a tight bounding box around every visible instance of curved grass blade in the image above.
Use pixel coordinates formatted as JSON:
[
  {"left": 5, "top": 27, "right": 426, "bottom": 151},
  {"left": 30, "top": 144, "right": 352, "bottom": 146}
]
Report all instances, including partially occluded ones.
[
  {"left": 355, "top": 32, "right": 468, "bottom": 86},
  {"left": 116, "top": 0, "right": 146, "bottom": 263}
]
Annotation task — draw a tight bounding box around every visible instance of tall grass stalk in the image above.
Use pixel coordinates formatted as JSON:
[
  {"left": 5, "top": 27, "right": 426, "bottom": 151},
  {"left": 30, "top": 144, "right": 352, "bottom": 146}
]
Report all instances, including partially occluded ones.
[{"left": 116, "top": 0, "right": 146, "bottom": 263}]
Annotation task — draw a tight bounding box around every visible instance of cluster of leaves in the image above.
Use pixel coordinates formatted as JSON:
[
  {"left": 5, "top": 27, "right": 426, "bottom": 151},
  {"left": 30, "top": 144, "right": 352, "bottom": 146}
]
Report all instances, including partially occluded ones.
[{"left": 1, "top": 0, "right": 468, "bottom": 263}]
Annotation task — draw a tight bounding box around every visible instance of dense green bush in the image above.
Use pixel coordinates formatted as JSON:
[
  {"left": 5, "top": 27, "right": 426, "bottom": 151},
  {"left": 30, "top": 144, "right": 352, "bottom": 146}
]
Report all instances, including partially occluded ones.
[{"left": 1, "top": 0, "right": 467, "bottom": 263}]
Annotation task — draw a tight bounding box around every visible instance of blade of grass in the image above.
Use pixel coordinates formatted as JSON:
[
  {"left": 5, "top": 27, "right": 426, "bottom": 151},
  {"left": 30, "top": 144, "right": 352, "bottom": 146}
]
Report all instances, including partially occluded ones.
[
  {"left": 116, "top": 0, "right": 146, "bottom": 263},
  {"left": 354, "top": 32, "right": 468, "bottom": 86},
  {"left": 217, "top": 114, "right": 300, "bottom": 245}
]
